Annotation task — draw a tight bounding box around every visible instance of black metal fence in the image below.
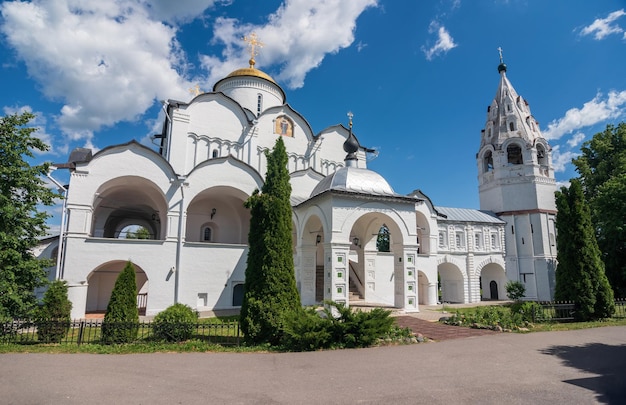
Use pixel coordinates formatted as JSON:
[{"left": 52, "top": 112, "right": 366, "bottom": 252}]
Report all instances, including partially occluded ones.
[
  {"left": 532, "top": 299, "right": 626, "bottom": 323},
  {"left": 0, "top": 319, "right": 242, "bottom": 346}
]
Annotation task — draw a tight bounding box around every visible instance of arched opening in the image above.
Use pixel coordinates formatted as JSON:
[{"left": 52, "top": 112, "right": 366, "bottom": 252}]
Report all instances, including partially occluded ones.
[
  {"left": 186, "top": 186, "right": 250, "bottom": 244},
  {"left": 86, "top": 261, "right": 148, "bottom": 315},
  {"left": 299, "top": 215, "right": 325, "bottom": 305},
  {"left": 438, "top": 263, "right": 464, "bottom": 303},
  {"left": 507, "top": 144, "right": 523, "bottom": 165},
  {"left": 483, "top": 151, "right": 493, "bottom": 172},
  {"left": 415, "top": 211, "right": 430, "bottom": 254},
  {"left": 537, "top": 144, "right": 547, "bottom": 166},
  {"left": 480, "top": 263, "right": 507, "bottom": 301},
  {"left": 418, "top": 271, "right": 430, "bottom": 305},
  {"left": 92, "top": 177, "right": 167, "bottom": 240},
  {"left": 348, "top": 212, "right": 404, "bottom": 307}
]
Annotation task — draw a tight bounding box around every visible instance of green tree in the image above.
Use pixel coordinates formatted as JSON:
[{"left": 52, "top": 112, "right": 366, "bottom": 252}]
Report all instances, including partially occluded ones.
[
  {"left": 376, "top": 224, "right": 390, "bottom": 252},
  {"left": 505, "top": 281, "right": 526, "bottom": 301},
  {"left": 0, "top": 111, "right": 59, "bottom": 319},
  {"left": 572, "top": 123, "right": 626, "bottom": 297},
  {"left": 35, "top": 280, "right": 72, "bottom": 343},
  {"left": 101, "top": 261, "right": 139, "bottom": 343},
  {"left": 125, "top": 226, "right": 151, "bottom": 239},
  {"left": 240, "top": 137, "right": 301, "bottom": 345},
  {"left": 554, "top": 180, "right": 614, "bottom": 320}
]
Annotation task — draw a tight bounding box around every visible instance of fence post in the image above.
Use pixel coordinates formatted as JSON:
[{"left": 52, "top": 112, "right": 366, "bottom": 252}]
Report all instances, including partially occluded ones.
[{"left": 77, "top": 320, "right": 85, "bottom": 346}]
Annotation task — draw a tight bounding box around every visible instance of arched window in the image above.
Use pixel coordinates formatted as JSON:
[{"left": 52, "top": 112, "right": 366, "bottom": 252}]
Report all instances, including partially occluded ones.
[
  {"left": 507, "top": 144, "right": 523, "bottom": 165},
  {"left": 491, "top": 234, "right": 497, "bottom": 249},
  {"left": 203, "top": 226, "right": 212, "bottom": 242},
  {"left": 212, "top": 149, "right": 219, "bottom": 158},
  {"left": 438, "top": 232, "right": 446, "bottom": 248},
  {"left": 509, "top": 122, "right": 515, "bottom": 131},
  {"left": 484, "top": 151, "right": 493, "bottom": 172},
  {"left": 376, "top": 224, "right": 390, "bottom": 252},
  {"left": 232, "top": 284, "right": 244, "bottom": 306}
]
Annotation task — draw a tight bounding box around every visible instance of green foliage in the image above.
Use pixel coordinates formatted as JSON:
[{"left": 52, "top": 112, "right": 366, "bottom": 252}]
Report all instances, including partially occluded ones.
[
  {"left": 376, "top": 224, "right": 390, "bottom": 252},
  {"left": 509, "top": 301, "right": 545, "bottom": 323},
  {"left": 281, "top": 302, "right": 395, "bottom": 351},
  {"left": 0, "top": 111, "right": 59, "bottom": 319},
  {"left": 153, "top": 303, "right": 198, "bottom": 342},
  {"left": 240, "top": 138, "right": 302, "bottom": 345},
  {"left": 443, "top": 305, "right": 527, "bottom": 330},
  {"left": 125, "top": 226, "right": 151, "bottom": 239},
  {"left": 555, "top": 180, "right": 615, "bottom": 321},
  {"left": 101, "top": 261, "right": 139, "bottom": 344},
  {"left": 35, "top": 280, "right": 72, "bottom": 343},
  {"left": 505, "top": 281, "right": 526, "bottom": 301},
  {"left": 573, "top": 123, "right": 626, "bottom": 297}
]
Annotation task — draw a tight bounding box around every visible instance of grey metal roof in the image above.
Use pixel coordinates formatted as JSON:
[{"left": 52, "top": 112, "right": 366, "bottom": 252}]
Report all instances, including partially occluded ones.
[
  {"left": 309, "top": 166, "right": 396, "bottom": 198},
  {"left": 436, "top": 206, "right": 505, "bottom": 224}
]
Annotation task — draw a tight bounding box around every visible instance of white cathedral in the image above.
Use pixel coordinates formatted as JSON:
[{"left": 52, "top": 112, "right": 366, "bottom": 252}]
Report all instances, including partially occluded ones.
[{"left": 37, "top": 50, "right": 558, "bottom": 319}]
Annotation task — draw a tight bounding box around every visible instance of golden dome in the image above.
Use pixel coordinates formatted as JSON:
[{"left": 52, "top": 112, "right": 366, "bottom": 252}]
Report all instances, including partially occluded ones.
[{"left": 226, "top": 67, "right": 276, "bottom": 84}]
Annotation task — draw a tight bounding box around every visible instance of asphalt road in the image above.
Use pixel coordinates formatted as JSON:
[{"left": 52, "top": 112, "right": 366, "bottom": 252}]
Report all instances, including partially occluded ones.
[{"left": 1, "top": 326, "right": 625, "bottom": 405}]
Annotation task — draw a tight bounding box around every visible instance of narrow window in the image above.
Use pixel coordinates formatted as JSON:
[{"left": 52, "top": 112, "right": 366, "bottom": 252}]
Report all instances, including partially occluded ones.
[
  {"left": 212, "top": 149, "right": 219, "bottom": 158},
  {"left": 203, "top": 227, "right": 212, "bottom": 242},
  {"left": 455, "top": 233, "right": 462, "bottom": 248},
  {"left": 232, "top": 284, "right": 244, "bottom": 306},
  {"left": 491, "top": 234, "right": 497, "bottom": 249},
  {"left": 509, "top": 122, "right": 515, "bottom": 131},
  {"left": 439, "top": 232, "right": 445, "bottom": 247},
  {"left": 511, "top": 225, "right": 514, "bottom": 234},
  {"left": 256, "top": 94, "right": 263, "bottom": 116}
]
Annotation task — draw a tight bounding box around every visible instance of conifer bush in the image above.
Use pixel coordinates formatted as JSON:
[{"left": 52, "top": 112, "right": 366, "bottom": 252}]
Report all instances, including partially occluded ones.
[
  {"left": 35, "top": 280, "right": 72, "bottom": 343},
  {"left": 101, "top": 261, "right": 139, "bottom": 344},
  {"left": 153, "top": 303, "right": 198, "bottom": 342},
  {"left": 281, "top": 302, "right": 395, "bottom": 351}
]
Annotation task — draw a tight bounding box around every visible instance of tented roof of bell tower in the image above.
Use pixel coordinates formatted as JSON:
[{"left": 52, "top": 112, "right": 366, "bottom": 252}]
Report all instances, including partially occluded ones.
[{"left": 480, "top": 59, "right": 544, "bottom": 149}]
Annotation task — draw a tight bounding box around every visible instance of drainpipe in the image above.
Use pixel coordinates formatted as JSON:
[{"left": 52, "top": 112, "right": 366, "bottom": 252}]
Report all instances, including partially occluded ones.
[
  {"left": 174, "top": 175, "right": 187, "bottom": 303},
  {"left": 47, "top": 167, "right": 68, "bottom": 280}
]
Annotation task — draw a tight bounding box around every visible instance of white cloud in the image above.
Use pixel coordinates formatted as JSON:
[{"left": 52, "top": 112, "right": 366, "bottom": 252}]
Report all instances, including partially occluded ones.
[
  {"left": 422, "top": 22, "right": 457, "bottom": 61},
  {"left": 0, "top": 0, "right": 208, "bottom": 146},
  {"left": 199, "top": 0, "right": 378, "bottom": 89},
  {"left": 555, "top": 180, "right": 571, "bottom": 190},
  {"left": 580, "top": 9, "right": 625, "bottom": 40},
  {"left": 542, "top": 90, "right": 626, "bottom": 140},
  {"left": 566, "top": 132, "right": 586, "bottom": 148},
  {"left": 550, "top": 145, "right": 579, "bottom": 173}
]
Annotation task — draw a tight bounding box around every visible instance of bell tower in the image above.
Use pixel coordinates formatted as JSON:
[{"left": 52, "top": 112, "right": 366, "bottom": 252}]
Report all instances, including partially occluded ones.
[{"left": 477, "top": 50, "right": 558, "bottom": 301}]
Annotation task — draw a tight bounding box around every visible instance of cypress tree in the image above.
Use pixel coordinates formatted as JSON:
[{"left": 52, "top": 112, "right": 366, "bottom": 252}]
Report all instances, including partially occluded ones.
[
  {"left": 240, "top": 137, "right": 301, "bottom": 345},
  {"left": 554, "top": 180, "right": 614, "bottom": 320},
  {"left": 36, "top": 280, "right": 72, "bottom": 343},
  {"left": 101, "top": 261, "right": 139, "bottom": 343}
]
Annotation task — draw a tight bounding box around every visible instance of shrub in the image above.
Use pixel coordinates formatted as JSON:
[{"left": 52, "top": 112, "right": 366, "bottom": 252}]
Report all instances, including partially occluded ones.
[
  {"left": 153, "top": 303, "right": 198, "bottom": 342},
  {"left": 281, "top": 302, "right": 395, "bottom": 351},
  {"left": 35, "top": 280, "right": 72, "bottom": 343},
  {"left": 101, "top": 261, "right": 139, "bottom": 344},
  {"left": 509, "top": 301, "right": 545, "bottom": 323},
  {"left": 442, "top": 305, "right": 528, "bottom": 330},
  {"left": 505, "top": 281, "right": 526, "bottom": 301}
]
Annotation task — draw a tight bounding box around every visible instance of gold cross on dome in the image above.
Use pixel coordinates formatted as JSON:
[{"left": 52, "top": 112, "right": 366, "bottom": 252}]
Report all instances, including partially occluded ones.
[
  {"left": 243, "top": 32, "right": 264, "bottom": 66},
  {"left": 347, "top": 111, "right": 354, "bottom": 129},
  {"left": 189, "top": 84, "right": 201, "bottom": 96}
]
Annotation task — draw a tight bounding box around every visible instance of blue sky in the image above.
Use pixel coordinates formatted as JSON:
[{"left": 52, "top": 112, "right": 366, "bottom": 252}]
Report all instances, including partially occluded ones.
[{"left": 1, "top": 0, "right": 625, "bottom": 233}]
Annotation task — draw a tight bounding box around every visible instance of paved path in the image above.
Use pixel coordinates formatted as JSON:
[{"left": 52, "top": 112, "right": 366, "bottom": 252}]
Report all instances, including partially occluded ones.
[
  {"left": 2, "top": 326, "right": 625, "bottom": 404},
  {"left": 394, "top": 316, "right": 496, "bottom": 341}
]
